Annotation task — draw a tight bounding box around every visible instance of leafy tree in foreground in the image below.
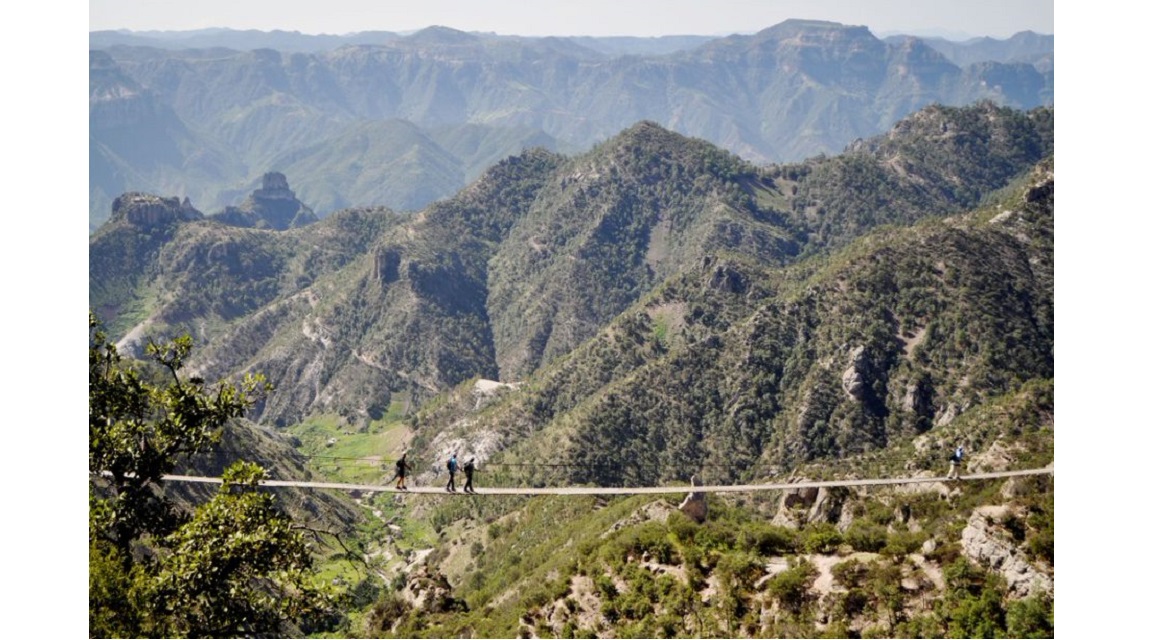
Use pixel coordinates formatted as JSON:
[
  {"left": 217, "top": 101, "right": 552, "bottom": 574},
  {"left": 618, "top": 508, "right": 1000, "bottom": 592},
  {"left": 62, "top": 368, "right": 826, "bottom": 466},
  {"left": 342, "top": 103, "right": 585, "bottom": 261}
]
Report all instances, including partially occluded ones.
[{"left": 89, "top": 312, "right": 335, "bottom": 637}]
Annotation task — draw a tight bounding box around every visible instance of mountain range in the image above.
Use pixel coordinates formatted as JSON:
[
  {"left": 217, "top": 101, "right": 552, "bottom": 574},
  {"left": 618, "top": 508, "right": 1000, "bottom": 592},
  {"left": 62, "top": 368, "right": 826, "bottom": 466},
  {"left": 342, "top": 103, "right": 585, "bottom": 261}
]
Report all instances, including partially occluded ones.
[
  {"left": 89, "top": 97, "right": 1055, "bottom": 636},
  {"left": 90, "top": 101, "right": 1052, "bottom": 475},
  {"left": 89, "top": 20, "right": 1052, "bottom": 231}
]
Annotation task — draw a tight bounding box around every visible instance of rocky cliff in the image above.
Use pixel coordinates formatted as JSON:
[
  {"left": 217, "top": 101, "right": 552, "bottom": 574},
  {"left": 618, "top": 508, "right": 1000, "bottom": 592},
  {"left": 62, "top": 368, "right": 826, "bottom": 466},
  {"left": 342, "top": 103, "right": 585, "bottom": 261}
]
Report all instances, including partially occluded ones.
[{"left": 212, "top": 172, "right": 319, "bottom": 230}]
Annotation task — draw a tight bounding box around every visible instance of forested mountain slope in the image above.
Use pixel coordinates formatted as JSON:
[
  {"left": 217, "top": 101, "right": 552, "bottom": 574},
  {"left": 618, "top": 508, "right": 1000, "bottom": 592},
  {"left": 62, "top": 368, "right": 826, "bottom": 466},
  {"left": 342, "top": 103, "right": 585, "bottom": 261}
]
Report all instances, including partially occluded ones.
[
  {"left": 91, "top": 104, "right": 1052, "bottom": 431},
  {"left": 371, "top": 154, "right": 1054, "bottom": 638},
  {"left": 428, "top": 158, "right": 1053, "bottom": 487}
]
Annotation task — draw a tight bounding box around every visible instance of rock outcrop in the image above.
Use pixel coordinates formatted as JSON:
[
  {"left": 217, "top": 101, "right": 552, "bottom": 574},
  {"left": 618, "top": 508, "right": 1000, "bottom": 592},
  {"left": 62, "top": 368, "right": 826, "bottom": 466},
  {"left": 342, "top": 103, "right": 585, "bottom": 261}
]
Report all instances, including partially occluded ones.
[
  {"left": 110, "top": 192, "right": 203, "bottom": 227},
  {"left": 212, "top": 172, "right": 318, "bottom": 230},
  {"left": 772, "top": 485, "right": 819, "bottom": 528},
  {"left": 401, "top": 564, "right": 468, "bottom": 614},
  {"left": 961, "top": 505, "right": 1053, "bottom": 599},
  {"left": 771, "top": 485, "right": 850, "bottom": 528},
  {"left": 841, "top": 345, "right": 869, "bottom": 401},
  {"left": 678, "top": 474, "right": 708, "bottom": 523}
]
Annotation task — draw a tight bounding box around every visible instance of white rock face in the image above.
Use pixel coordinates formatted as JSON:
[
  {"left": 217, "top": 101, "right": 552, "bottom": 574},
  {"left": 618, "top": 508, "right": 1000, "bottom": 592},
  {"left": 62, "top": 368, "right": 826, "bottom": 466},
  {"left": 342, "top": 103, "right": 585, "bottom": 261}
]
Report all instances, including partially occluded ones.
[
  {"left": 961, "top": 505, "right": 1053, "bottom": 599},
  {"left": 841, "top": 345, "right": 868, "bottom": 400},
  {"left": 472, "top": 378, "right": 522, "bottom": 409},
  {"left": 678, "top": 474, "right": 708, "bottom": 523}
]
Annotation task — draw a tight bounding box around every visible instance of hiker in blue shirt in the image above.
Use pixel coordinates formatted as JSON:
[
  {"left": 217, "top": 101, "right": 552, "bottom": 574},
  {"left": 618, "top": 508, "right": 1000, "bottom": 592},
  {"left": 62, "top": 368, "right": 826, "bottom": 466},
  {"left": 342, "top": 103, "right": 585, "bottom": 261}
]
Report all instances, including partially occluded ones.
[{"left": 446, "top": 453, "right": 459, "bottom": 493}]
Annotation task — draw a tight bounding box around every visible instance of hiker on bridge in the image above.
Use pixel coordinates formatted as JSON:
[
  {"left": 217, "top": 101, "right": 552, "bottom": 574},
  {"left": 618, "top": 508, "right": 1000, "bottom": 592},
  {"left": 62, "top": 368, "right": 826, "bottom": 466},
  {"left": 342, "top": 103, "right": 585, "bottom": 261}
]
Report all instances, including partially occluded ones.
[
  {"left": 947, "top": 444, "right": 965, "bottom": 480},
  {"left": 446, "top": 453, "right": 459, "bottom": 493},
  {"left": 392, "top": 453, "right": 411, "bottom": 491},
  {"left": 463, "top": 457, "right": 476, "bottom": 493}
]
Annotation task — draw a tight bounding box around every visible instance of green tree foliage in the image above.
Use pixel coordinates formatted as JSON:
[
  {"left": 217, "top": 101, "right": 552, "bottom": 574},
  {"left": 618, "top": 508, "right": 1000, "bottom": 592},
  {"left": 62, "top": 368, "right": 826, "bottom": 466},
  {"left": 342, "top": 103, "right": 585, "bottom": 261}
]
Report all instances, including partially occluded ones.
[
  {"left": 767, "top": 558, "right": 817, "bottom": 616},
  {"left": 1005, "top": 594, "right": 1055, "bottom": 638},
  {"left": 143, "top": 462, "right": 334, "bottom": 636},
  {"left": 89, "top": 312, "right": 335, "bottom": 637},
  {"left": 934, "top": 558, "right": 1009, "bottom": 638},
  {"left": 89, "top": 312, "right": 262, "bottom": 549}
]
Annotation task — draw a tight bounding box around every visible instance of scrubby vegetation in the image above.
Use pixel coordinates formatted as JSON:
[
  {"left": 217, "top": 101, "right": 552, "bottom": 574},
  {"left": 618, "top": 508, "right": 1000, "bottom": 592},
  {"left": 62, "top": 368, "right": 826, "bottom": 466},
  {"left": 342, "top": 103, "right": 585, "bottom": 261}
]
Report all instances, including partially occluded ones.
[{"left": 345, "top": 460, "right": 1053, "bottom": 637}]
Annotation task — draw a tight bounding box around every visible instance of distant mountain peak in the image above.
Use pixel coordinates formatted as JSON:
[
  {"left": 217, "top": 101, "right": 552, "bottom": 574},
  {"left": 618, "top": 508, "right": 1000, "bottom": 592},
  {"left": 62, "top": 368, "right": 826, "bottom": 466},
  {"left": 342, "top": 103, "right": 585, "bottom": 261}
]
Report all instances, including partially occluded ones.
[
  {"left": 211, "top": 172, "right": 317, "bottom": 230},
  {"left": 405, "top": 25, "right": 480, "bottom": 45},
  {"left": 109, "top": 192, "right": 203, "bottom": 228},
  {"left": 593, "top": 120, "right": 697, "bottom": 159},
  {"left": 700, "top": 19, "right": 880, "bottom": 58},
  {"left": 763, "top": 18, "right": 854, "bottom": 30},
  {"left": 620, "top": 119, "right": 671, "bottom": 136},
  {"left": 252, "top": 171, "right": 296, "bottom": 201},
  {"left": 756, "top": 19, "right": 872, "bottom": 39}
]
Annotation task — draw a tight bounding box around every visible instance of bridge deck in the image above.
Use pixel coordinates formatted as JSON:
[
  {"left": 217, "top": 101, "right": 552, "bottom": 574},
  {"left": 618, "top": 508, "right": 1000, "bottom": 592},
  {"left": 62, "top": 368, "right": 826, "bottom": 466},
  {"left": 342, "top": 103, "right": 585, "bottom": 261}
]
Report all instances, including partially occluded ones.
[{"left": 159, "top": 467, "right": 1052, "bottom": 495}]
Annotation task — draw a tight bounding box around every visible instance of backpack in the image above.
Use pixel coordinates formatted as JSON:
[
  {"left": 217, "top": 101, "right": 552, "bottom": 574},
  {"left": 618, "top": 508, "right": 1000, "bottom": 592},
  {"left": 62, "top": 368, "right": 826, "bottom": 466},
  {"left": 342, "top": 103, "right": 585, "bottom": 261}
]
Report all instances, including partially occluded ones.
[{"left": 447, "top": 457, "right": 458, "bottom": 473}]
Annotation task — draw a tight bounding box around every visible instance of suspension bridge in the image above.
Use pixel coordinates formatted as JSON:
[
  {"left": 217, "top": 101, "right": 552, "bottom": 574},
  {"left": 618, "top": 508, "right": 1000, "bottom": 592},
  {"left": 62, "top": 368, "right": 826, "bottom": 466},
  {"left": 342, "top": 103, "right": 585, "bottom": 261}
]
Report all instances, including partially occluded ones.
[{"left": 159, "top": 466, "right": 1053, "bottom": 495}]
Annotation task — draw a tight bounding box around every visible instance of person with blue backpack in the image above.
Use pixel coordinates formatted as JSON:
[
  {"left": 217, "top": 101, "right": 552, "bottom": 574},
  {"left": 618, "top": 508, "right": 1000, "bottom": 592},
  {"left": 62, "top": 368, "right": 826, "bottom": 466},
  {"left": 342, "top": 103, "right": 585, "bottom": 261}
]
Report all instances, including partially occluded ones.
[
  {"left": 446, "top": 452, "right": 459, "bottom": 493},
  {"left": 947, "top": 444, "right": 965, "bottom": 480}
]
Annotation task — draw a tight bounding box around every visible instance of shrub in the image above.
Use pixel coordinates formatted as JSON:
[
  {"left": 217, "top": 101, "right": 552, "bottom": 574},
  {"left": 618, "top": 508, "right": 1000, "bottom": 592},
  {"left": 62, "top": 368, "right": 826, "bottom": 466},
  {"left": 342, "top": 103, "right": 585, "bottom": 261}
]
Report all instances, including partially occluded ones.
[
  {"left": 1006, "top": 594, "right": 1054, "bottom": 638},
  {"left": 845, "top": 521, "right": 889, "bottom": 552},
  {"left": 802, "top": 522, "right": 844, "bottom": 554},
  {"left": 740, "top": 522, "right": 799, "bottom": 556},
  {"left": 882, "top": 529, "right": 926, "bottom": 558},
  {"left": 835, "top": 588, "right": 869, "bottom": 618},
  {"left": 767, "top": 559, "right": 817, "bottom": 616},
  {"left": 595, "top": 573, "right": 618, "bottom": 599},
  {"left": 831, "top": 558, "right": 868, "bottom": 589},
  {"left": 366, "top": 592, "right": 409, "bottom": 634}
]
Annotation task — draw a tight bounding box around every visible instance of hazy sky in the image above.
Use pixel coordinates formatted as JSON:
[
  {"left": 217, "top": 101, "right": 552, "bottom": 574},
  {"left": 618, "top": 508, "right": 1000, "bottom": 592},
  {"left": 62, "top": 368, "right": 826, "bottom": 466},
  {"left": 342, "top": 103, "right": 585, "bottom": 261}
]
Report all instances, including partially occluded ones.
[{"left": 90, "top": 0, "right": 1053, "bottom": 40}]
